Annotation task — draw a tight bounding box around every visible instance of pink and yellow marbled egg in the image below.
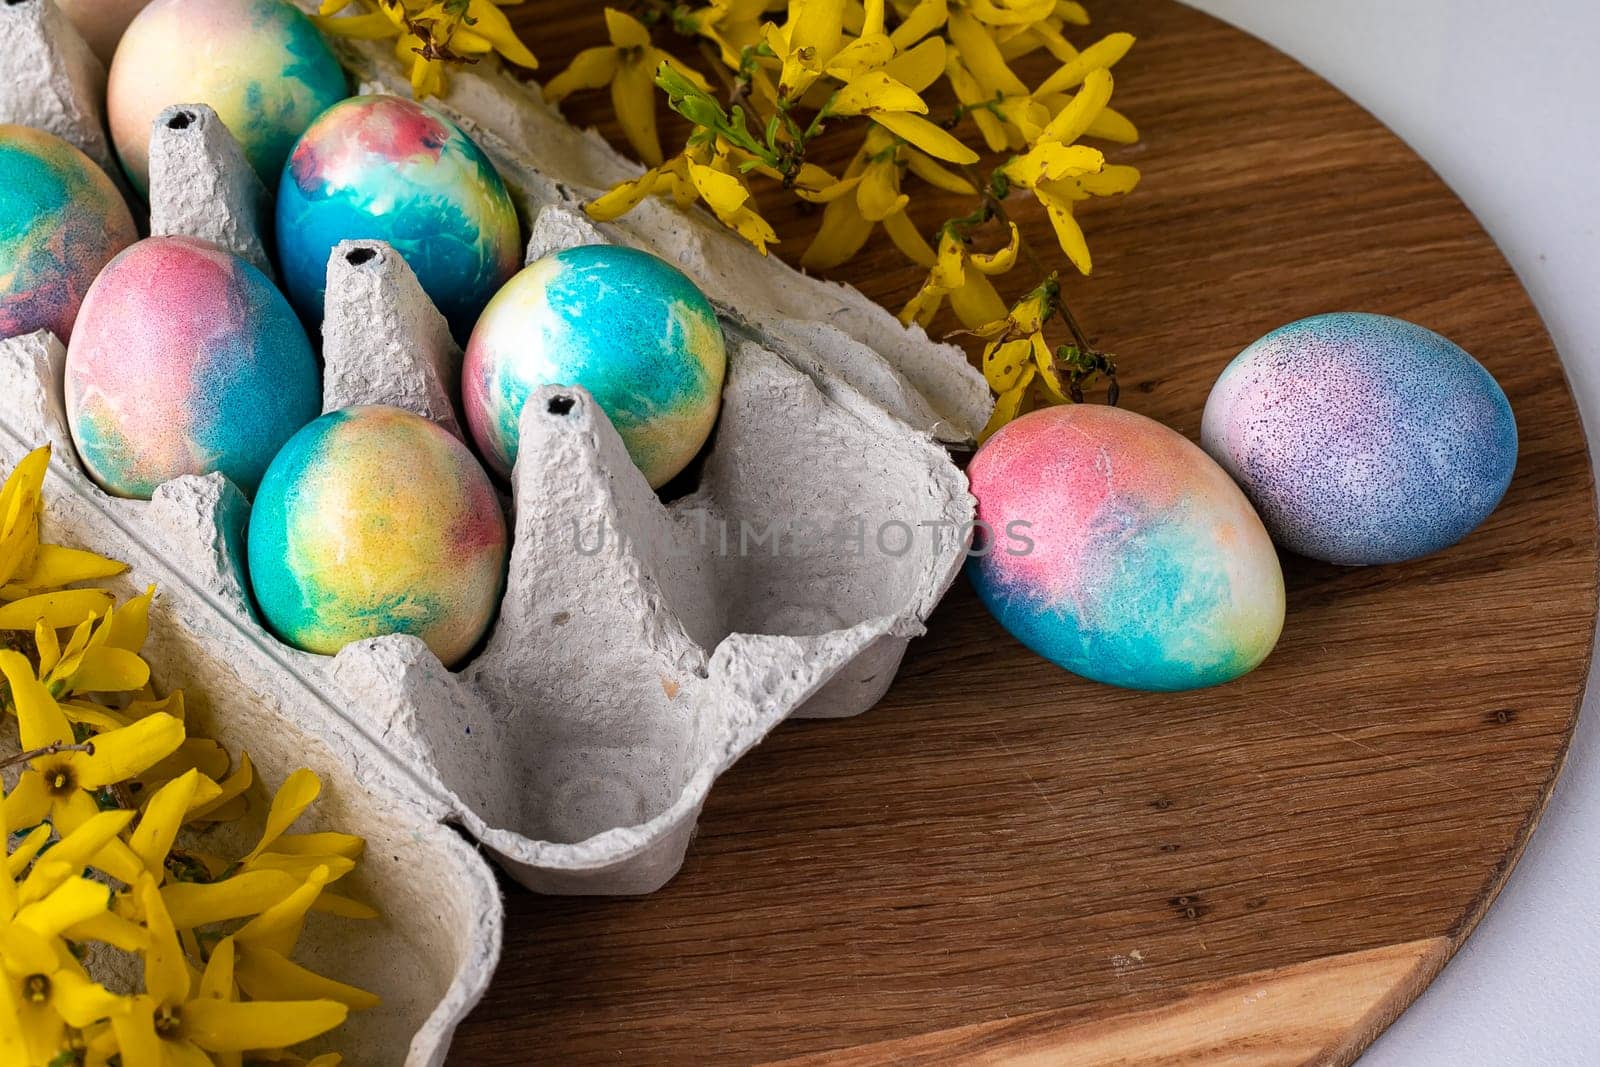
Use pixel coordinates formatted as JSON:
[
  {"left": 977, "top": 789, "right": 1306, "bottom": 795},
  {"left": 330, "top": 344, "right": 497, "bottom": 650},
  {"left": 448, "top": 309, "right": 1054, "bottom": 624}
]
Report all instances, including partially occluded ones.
[
  {"left": 108, "top": 0, "right": 347, "bottom": 192},
  {"left": 65, "top": 236, "right": 321, "bottom": 499}
]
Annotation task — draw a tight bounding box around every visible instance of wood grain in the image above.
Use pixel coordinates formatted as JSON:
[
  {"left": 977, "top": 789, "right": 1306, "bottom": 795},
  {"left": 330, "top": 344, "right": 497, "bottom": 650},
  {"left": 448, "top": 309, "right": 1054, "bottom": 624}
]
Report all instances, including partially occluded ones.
[{"left": 450, "top": 1, "right": 1598, "bottom": 1063}]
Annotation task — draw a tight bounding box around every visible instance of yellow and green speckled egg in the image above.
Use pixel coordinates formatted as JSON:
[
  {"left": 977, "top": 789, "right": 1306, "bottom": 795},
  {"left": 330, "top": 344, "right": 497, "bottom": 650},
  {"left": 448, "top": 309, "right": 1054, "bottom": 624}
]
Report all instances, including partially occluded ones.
[
  {"left": 247, "top": 406, "right": 509, "bottom": 668},
  {"left": 107, "top": 0, "right": 347, "bottom": 193},
  {"left": 0, "top": 125, "right": 137, "bottom": 344},
  {"left": 463, "top": 245, "right": 728, "bottom": 488}
]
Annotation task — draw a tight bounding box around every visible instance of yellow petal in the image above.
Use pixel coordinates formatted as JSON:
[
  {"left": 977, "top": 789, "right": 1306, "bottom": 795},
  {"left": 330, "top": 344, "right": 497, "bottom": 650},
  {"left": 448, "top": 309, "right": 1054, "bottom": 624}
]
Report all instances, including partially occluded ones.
[
  {"left": 63, "top": 909, "right": 149, "bottom": 953},
  {"left": 883, "top": 37, "right": 947, "bottom": 92},
  {"left": 612, "top": 57, "right": 663, "bottom": 166},
  {"left": 947, "top": 9, "right": 1028, "bottom": 96},
  {"left": 904, "top": 150, "right": 976, "bottom": 194},
  {"left": 111, "top": 997, "right": 163, "bottom": 1067},
  {"left": 64, "top": 647, "right": 150, "bottom": 694},
  {"left": 19, "top": 810, "right": 133, "bottom": 899},
  {"left": 984, "top": 338, "right": 1034, "bottom": 392},
  {"left": 1086, "top": 106, "right": 1139, "bottom": 144},
  {"left": 949, "top": 270, "right": 1010, "bottom": 332},
  {"left": 161, "top": 870, "right": 301, "bottom": 929},
  {"left": 2, "top": 769, "right": 49, "bottom": 831},
  {"left": 856, "top": 161, "right": 909, "bottom": 222},
  {"left": 1073, "top": 163, "right": 1142, "bottom": 197},
  {"left": 4, "top": 544, "right": 126, "bottom": 593},
  {"left": 198, "top": 936, "right": 235, "bottom": 1001},
  {"left": 1031, "top": 332, "right": 1073, "bottom": 405},
  {"left": 970, "top": 221, "right": 1021, "bottom": 275},
  {"left": 1039, "top": 67, "right": 1114, "bottom": 145},
  {"left": 139, "top": 876, "right": 191, "bottom": 1005},
  {"left": 890, "top": 0, "right": 948, "bottom": 50},
  {"left": 872, "top": 112, "right": 980, "bottom": 163},
  {"left": 130, "top": 770, "right": 202, "bottom": 877},
  {"left": 800, "top": 194, "right": 874, "bottom": 270},
  {"left": 0, "top": 589, "right": 113, "bottom": 630},
  {"left": 825, "top": 32, "right": 895, "bottom": 80},
  {"left": 188, "top": 752, "right": 254, "bottom": 822},
  {"left": 1040, "top": 190, "right": 1093, "bottom": 273},
  {"left": 47, "top": 969, "right": 128, "bottom": 1028},
  {"left": 1, "top": 650, "right": 73, "bottom": 749},
  {"left": 603, "top": 6, "right": 653, "bottom": 48},
  {"left": 106, "top": 585, "right": 154, "bottom": 654},
  {"left": 269, "top": 832, "right": 367, "bottom": 860},
  {"left": 236, "top": 945, "right": 381, "bottom": 1011},
  {"left": 73, "top": 713, "right": 184, "bottom": 789},
  {"left": 15, "top": 876, "right": 111, "bottom": 939},
  {"left": 33, "top": 620, "right": 59, "bottom": 677},
  {"left": 1035, "top": 31, "right": 1136, "bottom": 95},
  {"left": 235, "top": 866, "right": 332, "bottom": 957},
  {"left": 980, "top": 367, "right": 1038, "bottom": 442},
  {"left": 1002, "top": 141, "right": 1104, "bottom": 186},
  {"left": 183, "top": 998, "right": 349, "bottom": 1053},
  {"left": 465, "top": 0, "right": 539, "bottom": 68},
  {"left": 780, "top": 0, "right": 847, "bottom": 97},
  {"left": 687, "top": 162, "right": 752, "bottom": 214},
  {"left": 829, "top": 71, "right": 928, "bottom": 116},
  {"left": 246, "top": 768, "right": 321, "bottom": 862},
  {"left": 542, "top": 45, "right": 620, "bottom": 103},
  {"left": 881, "top": 210, "right": 937, "bottom": 268}
]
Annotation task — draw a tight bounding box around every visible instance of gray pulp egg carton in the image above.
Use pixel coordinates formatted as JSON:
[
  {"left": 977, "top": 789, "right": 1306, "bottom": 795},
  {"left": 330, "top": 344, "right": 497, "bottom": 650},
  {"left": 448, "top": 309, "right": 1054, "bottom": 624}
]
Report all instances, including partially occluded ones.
[{"left": 2, "top": 1, "right": 986, "bottom": 1061}]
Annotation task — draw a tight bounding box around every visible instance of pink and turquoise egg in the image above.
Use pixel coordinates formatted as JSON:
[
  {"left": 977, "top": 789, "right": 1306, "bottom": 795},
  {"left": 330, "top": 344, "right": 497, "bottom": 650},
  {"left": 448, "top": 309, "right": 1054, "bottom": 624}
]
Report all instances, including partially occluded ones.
[
  {"left": 0, "top": 125, "right": 137, "bottom": 344},
  {"left": 968, "top": 405, "right": 1285, "bottom": 692},
  {"left": 108, "top": 0, "right": 347, "bottom": 194},
  {"left": 247, "top": 406, "right": 508, "bottom": 668},
  {"left": 275, "top": 95, "right": 521, "bottom": 341},
  {"left": 64, "top": 236, "right": 321, "bottom": 499},
  {"left": 463, "top": 245, "right": 727, "bottom": 488}
]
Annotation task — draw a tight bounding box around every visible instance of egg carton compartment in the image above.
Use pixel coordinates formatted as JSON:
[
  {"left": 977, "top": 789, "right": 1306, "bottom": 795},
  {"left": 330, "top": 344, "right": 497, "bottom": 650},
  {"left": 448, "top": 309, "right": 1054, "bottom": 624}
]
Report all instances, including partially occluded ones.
[{"left": 0, "top": 335, "right": 500, "bottom": 1067}]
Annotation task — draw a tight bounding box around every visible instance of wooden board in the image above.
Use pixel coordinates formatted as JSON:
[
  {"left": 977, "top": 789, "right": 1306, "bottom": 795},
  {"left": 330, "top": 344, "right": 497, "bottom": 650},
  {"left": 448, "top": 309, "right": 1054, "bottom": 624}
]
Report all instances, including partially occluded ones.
[{"left": 450, "top": 2, "right": 1598, "bottom": 1062}]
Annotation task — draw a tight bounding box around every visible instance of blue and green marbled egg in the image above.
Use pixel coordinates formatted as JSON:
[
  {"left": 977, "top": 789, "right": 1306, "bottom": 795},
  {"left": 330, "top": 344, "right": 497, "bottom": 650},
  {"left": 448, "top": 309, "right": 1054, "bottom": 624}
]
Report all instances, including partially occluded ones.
[
  {"left": 275, "top": 94, "right": 521, "bottom": 341},
  {"left": 463, "top": 245, "right": 728, "bottom": 488},
  {"left": 0, "top": 125, "right": 137, "bottom": 344},
  {"left": 247, "top": 405, "right": 508, "bottom": 667}
]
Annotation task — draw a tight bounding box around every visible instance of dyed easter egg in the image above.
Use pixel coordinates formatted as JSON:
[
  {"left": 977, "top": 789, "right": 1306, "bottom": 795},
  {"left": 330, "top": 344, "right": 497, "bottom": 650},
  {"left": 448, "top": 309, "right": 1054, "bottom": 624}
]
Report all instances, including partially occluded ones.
[
  {"left": 107, "top": 0, "right": 347, "bottom": 193},
  {"left": 463, "top": 245, "right": 727, "bottom": 488},
  {"left": 247, "top": 406, "right": 508, "bottom": 667},
  {"left": 968, "top": 405, "right": 1285, "bottom": 692},
  {"left": 275, "top": 95, "right": 521, "bottom": 341},
  {"left": 65, "top": 236, "right": 320, "bottom": 499},
  {"left": 1201, "top": 312, "right": 1518, "bottom": 565},
  {"left": 0, "top": 125, "right": 137, "bottom": 344}
]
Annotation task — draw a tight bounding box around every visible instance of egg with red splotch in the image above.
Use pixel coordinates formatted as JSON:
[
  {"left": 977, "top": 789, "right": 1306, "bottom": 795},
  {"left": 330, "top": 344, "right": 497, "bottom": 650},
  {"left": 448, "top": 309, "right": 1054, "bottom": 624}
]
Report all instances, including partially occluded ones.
[
  {"left": 275, "top": 94, "right": 521, "bottom": 342},
  {"left": 107, "top": 0, "right": 347, "bottom": 193},
  {"left": 967, "top": 404, "right": 1285, "bottom": 692},
  {"left": 0, "top": 125, "right": 137, "bottom": 345},
  {"left": 65, "top": 236, "right": 321, "bottom": 499},
  {"left": 1202, "top": 312, "right": 1518, "bottom": 565},
  {"left": 248, "top": 406, "right": 509, "bottom": 667}
]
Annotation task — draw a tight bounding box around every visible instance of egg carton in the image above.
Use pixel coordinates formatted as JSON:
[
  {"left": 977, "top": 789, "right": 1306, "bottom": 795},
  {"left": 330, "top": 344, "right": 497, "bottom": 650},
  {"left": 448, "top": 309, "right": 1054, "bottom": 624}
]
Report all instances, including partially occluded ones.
[{"left": 3, "top": 1, "right": 984, "bottom": 1061}]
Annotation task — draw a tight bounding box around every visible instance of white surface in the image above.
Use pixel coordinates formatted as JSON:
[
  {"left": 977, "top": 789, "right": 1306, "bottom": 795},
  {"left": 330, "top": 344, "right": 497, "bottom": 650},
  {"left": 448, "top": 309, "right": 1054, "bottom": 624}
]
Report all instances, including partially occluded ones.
[{"left": 1182, "top": 2, "right": 1600, "bottom": 1063}]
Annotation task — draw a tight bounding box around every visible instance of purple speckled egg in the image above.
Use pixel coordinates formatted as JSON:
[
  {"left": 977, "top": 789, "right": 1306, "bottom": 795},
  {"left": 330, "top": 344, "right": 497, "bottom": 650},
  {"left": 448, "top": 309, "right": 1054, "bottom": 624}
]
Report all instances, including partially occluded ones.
[
  {"left": 65, "top": 236, "right": 321, "bottom": 499},
  {"left": 1201, "top": 312, "right": 1518, "bottom": 566},
  {"left": 0, "top": 125, "right": 137, "bottom": 344}
]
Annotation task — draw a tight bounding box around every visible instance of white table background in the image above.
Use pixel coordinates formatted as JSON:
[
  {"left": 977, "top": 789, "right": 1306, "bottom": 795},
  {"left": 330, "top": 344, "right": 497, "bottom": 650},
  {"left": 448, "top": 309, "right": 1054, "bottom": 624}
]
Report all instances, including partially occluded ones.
[{"left": 1180, "top": 2, "right": 1600, "bottom": 1063}]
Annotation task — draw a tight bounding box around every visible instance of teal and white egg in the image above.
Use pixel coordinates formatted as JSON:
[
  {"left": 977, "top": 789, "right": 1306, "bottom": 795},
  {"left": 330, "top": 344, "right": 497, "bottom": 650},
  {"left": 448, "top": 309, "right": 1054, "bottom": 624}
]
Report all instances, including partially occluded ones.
[{"left": 463, "top": 245, "right": 728, "bottom": 488}]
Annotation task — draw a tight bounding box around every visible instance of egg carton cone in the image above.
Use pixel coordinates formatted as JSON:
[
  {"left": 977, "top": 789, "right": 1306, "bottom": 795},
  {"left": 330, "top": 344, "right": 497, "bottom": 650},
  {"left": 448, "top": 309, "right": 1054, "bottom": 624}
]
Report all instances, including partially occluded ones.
[{"left": 2, "top": 2, "right": 978, "bottom": 1057}]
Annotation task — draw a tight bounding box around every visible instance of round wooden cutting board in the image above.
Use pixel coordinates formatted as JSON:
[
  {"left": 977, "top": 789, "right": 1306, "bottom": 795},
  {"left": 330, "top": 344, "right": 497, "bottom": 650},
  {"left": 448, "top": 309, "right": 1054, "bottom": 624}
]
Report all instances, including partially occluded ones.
[{"left": 452, "top": 2, "right": 1598, "bottom": 1062}]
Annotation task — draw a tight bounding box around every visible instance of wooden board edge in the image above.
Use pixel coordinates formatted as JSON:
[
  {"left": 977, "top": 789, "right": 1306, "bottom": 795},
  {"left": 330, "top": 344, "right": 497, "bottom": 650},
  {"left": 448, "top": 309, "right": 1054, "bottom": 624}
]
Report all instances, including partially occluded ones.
[{"left": 766, "top": 938, "right": 1453, "bottom": 1066}]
